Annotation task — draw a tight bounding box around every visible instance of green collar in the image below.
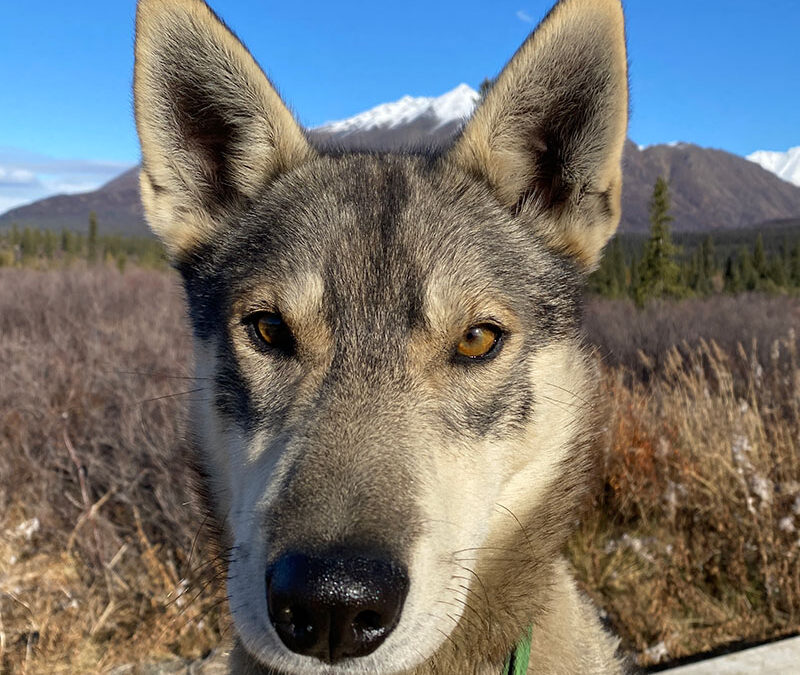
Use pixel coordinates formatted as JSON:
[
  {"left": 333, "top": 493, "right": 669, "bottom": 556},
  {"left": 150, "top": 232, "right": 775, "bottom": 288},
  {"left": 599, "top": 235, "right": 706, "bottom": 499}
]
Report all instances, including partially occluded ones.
[{"left": 503, "top": 625, "right": 532, "bottom": 675}]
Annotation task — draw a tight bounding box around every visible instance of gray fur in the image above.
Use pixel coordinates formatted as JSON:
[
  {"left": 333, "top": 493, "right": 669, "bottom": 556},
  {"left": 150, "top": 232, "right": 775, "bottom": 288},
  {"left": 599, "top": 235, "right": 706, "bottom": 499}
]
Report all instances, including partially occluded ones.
[{"left": 134, "top": 0, "right": 629, "bottom": 672}]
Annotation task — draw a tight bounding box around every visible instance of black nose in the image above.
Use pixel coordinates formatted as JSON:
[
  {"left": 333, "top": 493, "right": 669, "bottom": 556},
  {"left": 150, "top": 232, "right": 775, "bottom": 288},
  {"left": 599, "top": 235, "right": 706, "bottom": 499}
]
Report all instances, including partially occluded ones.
[{"left": 266, "top": 550, "right": 409, "bottom": 663}]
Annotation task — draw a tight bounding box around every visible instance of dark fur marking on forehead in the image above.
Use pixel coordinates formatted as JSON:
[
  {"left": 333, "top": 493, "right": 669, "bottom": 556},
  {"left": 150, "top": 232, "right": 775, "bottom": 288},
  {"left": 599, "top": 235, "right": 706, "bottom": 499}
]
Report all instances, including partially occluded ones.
[
  {"left": 178, "top": 151, "right": 586, "bottom": 454},
  {"left": 310, "top": 141, "right": 448, "bottom": 164},
  {"left": 321, "top": 163, "right": 411, "bottom": 289}
]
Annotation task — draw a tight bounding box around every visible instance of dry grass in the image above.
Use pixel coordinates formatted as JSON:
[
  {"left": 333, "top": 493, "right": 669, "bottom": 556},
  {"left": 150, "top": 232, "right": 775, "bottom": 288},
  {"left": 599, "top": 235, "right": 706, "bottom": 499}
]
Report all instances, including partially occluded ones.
[
  {"left": 569, "top": 334, "right": 800, "bottom": 666},
  {"left": 0, "top": 266, "right": 226, "bottom": 674},
  {"left": 2, "top": 265, "right": 799, "bottom": 672}
]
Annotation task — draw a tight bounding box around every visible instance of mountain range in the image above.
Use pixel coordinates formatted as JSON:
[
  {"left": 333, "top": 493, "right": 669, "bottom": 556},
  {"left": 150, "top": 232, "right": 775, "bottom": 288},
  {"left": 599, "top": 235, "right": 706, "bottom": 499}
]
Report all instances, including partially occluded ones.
[{"left": 2, "top": 85, "right": 799, "bottom": 235}]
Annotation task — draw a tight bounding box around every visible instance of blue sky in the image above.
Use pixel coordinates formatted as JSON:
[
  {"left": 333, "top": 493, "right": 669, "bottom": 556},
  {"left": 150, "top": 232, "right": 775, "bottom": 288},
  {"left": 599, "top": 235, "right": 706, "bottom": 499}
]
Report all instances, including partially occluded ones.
[{"left": 1, "top": 0, "right": 798, "bottom": 212}]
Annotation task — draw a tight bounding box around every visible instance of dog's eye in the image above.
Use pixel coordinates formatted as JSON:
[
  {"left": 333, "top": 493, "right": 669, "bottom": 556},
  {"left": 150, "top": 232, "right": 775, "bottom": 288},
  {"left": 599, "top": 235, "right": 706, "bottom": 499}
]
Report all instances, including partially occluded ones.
[
  {"left": 456, "top": 324, "right": 502, "bottom": 360},
  {"left": 249, "top": 312, "right": 294, "bottom": 353}
]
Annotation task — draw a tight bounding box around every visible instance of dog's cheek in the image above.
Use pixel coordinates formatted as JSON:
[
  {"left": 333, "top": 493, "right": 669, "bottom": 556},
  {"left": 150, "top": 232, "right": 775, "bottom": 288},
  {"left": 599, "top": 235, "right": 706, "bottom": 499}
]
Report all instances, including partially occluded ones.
[
  {"left": 190, "top": 338, "right": 236, "bottom": 515},
  {"left": 428, "top": 435, "right": 505, "bottom": 573},
  {"left": 382, "top": 437, "right": 501, "bottom": 661},
  {"left": 226, "top": 429, "right": 293, "bottom": 647},
  {"left": 488, "top": 341, "right": 598, "bottom": 523}
]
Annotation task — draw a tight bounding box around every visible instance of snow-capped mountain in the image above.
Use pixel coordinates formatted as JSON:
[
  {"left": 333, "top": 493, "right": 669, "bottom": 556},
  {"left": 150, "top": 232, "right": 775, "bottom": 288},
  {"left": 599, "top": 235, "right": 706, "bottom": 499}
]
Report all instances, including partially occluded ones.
[
  {"left": 4, "top": 83, "right": 800, "bottom": 234},
  {"left": 315, "top": 84, "right": 479, "bottom": 136},
  {"left": 747, "top": 147, "right": 800, "bottom": 187}
]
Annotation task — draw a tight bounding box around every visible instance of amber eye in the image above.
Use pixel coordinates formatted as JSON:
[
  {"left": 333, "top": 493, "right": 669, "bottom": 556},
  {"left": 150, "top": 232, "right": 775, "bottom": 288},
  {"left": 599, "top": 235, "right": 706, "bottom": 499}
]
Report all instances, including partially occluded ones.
[
  {"left": 456, "top": 324, "right": 502, "bottom": 360},
  {"left": 250, "top": 312, "right": 294, "bottom": 352}
]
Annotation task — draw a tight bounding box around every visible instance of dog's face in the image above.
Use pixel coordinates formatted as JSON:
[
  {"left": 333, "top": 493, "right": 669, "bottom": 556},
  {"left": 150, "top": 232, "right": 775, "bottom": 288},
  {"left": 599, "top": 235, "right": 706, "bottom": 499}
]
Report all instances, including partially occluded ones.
[
  {"left": 134, "top": 0, "right": 627, "bottom": 673},
  {"left": 181, "top": 155, "right": 595, "bottom": 670}
]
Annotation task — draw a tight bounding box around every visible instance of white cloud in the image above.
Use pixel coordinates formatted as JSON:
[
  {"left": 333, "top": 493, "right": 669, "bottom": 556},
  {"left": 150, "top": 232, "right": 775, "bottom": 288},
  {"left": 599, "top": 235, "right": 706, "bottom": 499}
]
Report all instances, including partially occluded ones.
[
  {"left": 0, "top": 148, "right": 134, "bottom": 214},
  {"left": 516, "top": 9, "right": 533, "bottom": 23},
  {"left": 0, "top": 167, "right": 39, "bottom": 187}
]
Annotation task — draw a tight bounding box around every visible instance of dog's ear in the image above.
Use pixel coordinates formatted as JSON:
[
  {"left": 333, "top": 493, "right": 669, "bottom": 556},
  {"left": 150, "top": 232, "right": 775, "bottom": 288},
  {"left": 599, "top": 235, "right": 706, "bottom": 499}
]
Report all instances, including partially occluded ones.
[
  {"left": 449, "top": 0, "right": 628, "bottom": 269},
  {"left": 134, "top": 0, "right": 314, "bottom": 258}
]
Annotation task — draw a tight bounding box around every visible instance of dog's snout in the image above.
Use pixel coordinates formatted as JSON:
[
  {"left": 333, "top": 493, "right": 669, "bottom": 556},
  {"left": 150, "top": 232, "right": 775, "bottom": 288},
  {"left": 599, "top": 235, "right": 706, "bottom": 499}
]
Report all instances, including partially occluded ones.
[{"left": 266, "top": 551, "right": 409, "bottom": 663}]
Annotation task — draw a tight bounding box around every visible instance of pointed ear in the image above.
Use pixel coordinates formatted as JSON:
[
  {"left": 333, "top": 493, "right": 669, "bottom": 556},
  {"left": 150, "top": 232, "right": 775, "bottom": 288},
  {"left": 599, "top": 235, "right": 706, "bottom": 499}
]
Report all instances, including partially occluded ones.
[
  {"left": 134, "top": 0, "right": 315, "bottom": 258},
  {"left": 449, "top": 0, "right": 628, "bottom": 269}
]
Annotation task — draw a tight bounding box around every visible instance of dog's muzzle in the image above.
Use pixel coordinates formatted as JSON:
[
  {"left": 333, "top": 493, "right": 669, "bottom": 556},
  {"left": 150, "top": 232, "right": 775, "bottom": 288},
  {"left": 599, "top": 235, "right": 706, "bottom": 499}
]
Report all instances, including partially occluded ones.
[{"left": 266, "top": 549, "right": 409, "bottom": 663}]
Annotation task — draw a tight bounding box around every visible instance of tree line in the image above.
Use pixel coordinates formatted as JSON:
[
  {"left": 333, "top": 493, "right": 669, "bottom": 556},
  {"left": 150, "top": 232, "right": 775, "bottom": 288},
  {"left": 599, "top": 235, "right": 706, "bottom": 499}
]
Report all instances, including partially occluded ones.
[
  {"left": 3, "top": 184, "right": 799, "bottom": 301},
  {"left": 0, "top": 212, "right": 166, "bottom": 270},
  {"left": 589, "top": 177, "right": 800, "bottom": 304}
]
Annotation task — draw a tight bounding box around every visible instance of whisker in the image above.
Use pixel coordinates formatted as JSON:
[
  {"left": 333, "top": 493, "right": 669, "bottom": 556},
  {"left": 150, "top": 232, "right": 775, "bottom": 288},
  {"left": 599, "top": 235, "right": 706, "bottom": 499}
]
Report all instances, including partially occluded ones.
[
  {"left": 433, "top": 623, "right": 459, "bottom": 651},
  {"left": 538, "top": 394, "right": 584, "bottom": 420},
  {"left": 441, "top": 590, "right": 488, "bottom": 631},
  {"left": 113, "top": 369, "right": 212, "bottom": 381},
  {"left": 453, "top": 557, "right": 526, "bottom": 565},
  {"left": 187, "top": 512, "right": 212, "bottom": 568},
  {"left": 435, "top": 598, "right": 481, "bottom": 634},
  {"left": 455, "top": 564, "right": 492, "bottom": 627},
  {"left": 543, "top": 381, "right": 593, "bottom": 407},
  {"left": 137, "top": 387, "right": 207, "bottom": 405},
  {"left": 451, "top": 546, "right": 519, "bottom": 555},
  {"left": 494, "top": 503, "right": 534, "bottom": 555}
]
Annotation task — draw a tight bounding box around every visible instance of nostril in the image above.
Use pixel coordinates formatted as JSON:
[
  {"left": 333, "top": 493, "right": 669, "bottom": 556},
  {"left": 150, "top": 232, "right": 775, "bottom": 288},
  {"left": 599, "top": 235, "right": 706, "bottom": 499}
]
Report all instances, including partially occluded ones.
[
  {"left": 352, "top": 609, "right": 386, "bottom": 644},
  {"left": 354, "top": 609, "right": 383, "bottom": 632},
  {"left": 274, "top": 606, "right": 314, "bottom": 642}
]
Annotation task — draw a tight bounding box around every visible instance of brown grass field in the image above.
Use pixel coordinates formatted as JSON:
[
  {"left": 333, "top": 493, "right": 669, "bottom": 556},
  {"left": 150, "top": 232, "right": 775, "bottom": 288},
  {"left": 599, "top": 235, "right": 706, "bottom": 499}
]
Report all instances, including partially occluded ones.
[{"left": 1, "top": 265, "right": 799, "bottom": 673}]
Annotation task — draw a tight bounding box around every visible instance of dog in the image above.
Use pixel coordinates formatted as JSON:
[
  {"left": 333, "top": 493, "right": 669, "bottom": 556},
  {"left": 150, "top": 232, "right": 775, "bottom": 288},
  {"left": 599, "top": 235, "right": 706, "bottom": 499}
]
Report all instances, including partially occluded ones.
[{"left": 134, "top": 0, "right": 628, "bottom": 672}]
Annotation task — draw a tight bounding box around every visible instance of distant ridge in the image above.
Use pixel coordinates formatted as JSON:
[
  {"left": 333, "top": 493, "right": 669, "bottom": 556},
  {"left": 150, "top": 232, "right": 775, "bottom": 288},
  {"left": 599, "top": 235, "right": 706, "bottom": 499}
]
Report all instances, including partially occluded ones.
[
  {"left": 2, "top": 85, "right": 800, "bottom": 235},
  {"left": 0, "top": 167, "right": 147, "bottom": 236},
  {"left": 620, "top": 141, "right": 800, "bottom": 232}
]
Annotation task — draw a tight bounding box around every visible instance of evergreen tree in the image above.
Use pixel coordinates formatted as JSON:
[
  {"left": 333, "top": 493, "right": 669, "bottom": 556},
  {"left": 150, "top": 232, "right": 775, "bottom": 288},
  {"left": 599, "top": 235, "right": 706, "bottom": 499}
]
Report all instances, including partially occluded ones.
[
  {"left": 724, "top": 255, "right": 741, "bottom": 293},
  {"left": 105, "top": 235, "right": 122, "bottom": 258},
  {"left": 738, "top": 247, "right": 757, "bottom": 291},
  {"left": 685, "top": 251, "right": 702, "bottom": 294},
  {"left": 43, "top": 230, "right": 56, "bottom": 258},
  {"left": 31, "top": 229, "right": 43, "bottom": 253},
  {"left": 790, "top": 242, "right": 800, "bottom": 287},
  {"left": 699, "top": 235, "right": 716, "bottom": 293},
  {"left": 20, "top": 227, "right": 36, "bottom": 261},
  {"left": 636, "top": 177, "right": 682, "bottom": 305},
  {"left": 753, "top": 233, "right": 767, "bottom": 282},
  {"left": 62, "top": 229, "right": 77, "bottom": 261},
  {"left": 88, "top": 211, "right": 99, "bottom": 264},
  {"left": 586, "top": 258, "right": 608, "bottom": 296},
  {"left": 609, "top": 236, "right": 627, "bottom": 297},
  {"left": 75, "top": 232, "right": 87, "bottom": 257},
  {"left": 768, "top": 256, "right": 787, "bottom": 288},
  {"left": 589, "top": 236, "right": 627, "bottom": 298},
  {"left": 780, "top": 237, "right": 792, "bottom": 276},
  {"left": 629, "top": 255, "right": 640, "bottom": 300}
]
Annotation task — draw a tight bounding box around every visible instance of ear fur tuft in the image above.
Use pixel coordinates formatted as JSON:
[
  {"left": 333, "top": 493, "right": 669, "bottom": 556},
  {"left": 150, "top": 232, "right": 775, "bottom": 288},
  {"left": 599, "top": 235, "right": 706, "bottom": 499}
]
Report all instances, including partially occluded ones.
[
  {"left": 134, "top": 0, "right": 315, "bottom": 257},
  {"left": 450, "top": 0, "right": 628, "bottom": 269}
]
